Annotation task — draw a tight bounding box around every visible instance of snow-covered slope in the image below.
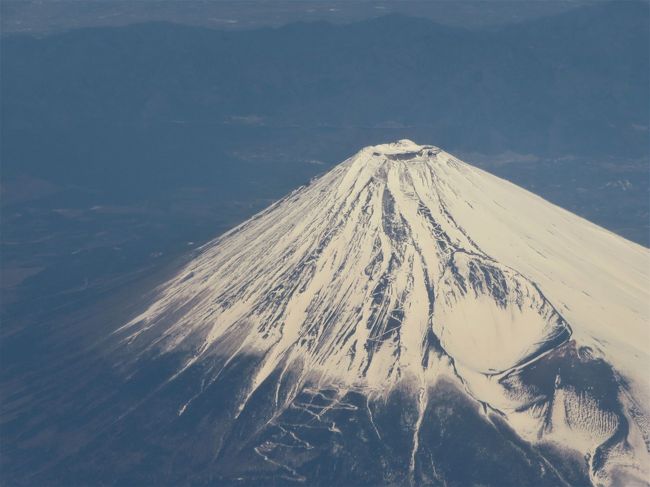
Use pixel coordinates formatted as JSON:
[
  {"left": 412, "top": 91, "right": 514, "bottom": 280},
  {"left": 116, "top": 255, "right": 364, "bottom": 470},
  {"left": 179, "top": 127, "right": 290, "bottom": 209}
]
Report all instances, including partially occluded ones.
[{"left": 117, "top": 140, "right": 650, "bottom": 486}]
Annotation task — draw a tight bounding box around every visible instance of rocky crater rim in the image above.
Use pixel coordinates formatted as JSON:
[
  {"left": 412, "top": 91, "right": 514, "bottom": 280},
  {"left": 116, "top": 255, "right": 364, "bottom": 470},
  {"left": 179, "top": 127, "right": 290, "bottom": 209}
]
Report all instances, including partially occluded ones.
[{"left": 364, "top": 139, "right": 441, "bottom": 162}]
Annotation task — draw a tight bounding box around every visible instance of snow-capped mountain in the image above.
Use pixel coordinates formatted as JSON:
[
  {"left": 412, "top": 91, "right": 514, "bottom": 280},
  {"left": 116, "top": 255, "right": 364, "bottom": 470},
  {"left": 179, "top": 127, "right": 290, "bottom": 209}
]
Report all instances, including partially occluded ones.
[{"left": 114, "top": 140, "right": 649, "bottom": 486}]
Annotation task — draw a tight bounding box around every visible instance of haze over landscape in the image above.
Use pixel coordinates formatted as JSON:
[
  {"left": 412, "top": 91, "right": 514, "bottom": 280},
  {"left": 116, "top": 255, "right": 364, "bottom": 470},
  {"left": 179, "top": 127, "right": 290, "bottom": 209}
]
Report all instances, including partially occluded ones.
[{"left": 1, "top": 1, "right": 649, "bottom": 486}]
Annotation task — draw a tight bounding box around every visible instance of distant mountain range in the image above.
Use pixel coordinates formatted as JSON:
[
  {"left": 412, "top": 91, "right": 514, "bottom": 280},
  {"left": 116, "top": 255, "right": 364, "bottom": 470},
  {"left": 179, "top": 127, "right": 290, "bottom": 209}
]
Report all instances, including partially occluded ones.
[
  {"left": 2, "top": 1, "right": 648, "bottom": 160},
  {"left": 0, "top": 0, "right": 599, "bottom": 34}
]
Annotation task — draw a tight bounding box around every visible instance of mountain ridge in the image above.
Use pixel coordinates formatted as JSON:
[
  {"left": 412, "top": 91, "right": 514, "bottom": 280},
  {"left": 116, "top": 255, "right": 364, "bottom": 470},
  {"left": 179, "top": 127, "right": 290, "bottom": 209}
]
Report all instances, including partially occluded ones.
[{"left": 3, "top": 1, "right": 648, "bottom": 157}]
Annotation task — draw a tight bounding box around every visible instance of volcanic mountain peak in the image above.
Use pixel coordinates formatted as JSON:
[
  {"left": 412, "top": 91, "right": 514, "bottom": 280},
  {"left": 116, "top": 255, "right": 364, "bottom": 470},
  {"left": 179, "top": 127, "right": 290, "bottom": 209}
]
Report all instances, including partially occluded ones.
[
  {"left": 367, "top": 138, "right": 424, "bottom": 153},
  {"left": 363, "top": 139, "right": 439, "bottom": 160},
  {"left": 115, "top": 141, "right": 650, "bottom": 485}
]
